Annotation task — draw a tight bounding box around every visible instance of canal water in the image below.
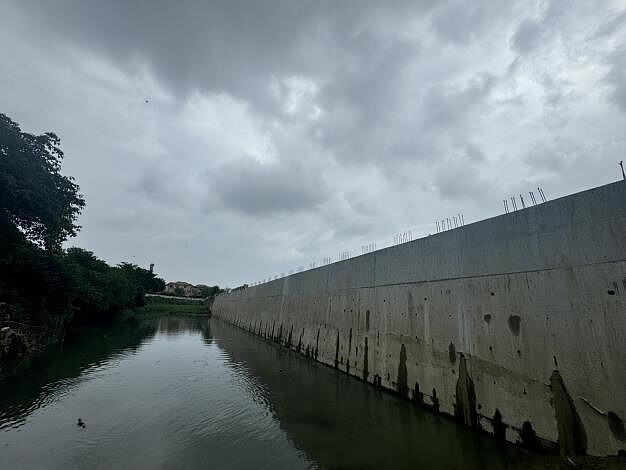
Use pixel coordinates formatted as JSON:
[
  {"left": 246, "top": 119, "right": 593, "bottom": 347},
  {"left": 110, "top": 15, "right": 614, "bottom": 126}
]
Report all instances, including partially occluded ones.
[{"left": 0, "top": 315, "right": 547, "bottom": 469}]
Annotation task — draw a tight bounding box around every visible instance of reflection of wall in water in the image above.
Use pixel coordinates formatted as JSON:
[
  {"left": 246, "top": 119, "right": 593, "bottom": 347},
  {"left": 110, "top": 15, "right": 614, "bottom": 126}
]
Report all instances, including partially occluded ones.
[{"left": 210, "top": 320, "right": 513, "bottom": 470}]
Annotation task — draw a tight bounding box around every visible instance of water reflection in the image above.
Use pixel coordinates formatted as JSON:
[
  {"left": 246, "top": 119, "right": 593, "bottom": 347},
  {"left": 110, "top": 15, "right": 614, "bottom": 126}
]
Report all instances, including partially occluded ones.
[
  {"left": 154, "top": 316, "right": 208, "bottom": 337},
  {"left": 0, "top": 316, "right": 157, "bottom": 430},
  {"left": 208, "top": 320, "right": 527, "bottom": 470},
  {"left": 0, "top": 315, "right": 545, "bottom": 469}
]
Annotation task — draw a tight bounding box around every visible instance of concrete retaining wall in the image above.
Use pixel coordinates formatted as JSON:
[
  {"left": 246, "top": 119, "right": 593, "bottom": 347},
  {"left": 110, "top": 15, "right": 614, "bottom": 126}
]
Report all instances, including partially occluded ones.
[{"left": 213, "top": 181, "right": 626, "bottom": 456}]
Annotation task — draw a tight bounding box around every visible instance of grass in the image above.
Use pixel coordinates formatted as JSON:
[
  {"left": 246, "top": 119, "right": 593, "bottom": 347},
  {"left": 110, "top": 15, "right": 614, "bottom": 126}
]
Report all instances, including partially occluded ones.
[{"left": 135, "top": 296, "right": 210, "bottom": 316}]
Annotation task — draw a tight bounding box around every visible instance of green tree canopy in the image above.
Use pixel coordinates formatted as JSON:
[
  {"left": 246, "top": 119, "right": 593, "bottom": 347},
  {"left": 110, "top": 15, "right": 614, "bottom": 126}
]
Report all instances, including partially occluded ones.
[
  {"left": 118, "top": 262, "right": 166, "bottom": 294},
  {"left": 0, "top": 113, "right": 85, "bottom": 250}
]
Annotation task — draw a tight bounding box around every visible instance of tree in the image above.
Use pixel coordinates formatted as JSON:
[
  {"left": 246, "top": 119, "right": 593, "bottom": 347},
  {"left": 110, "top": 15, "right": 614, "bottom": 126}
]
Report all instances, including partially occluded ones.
[
  {"left": 117, "top": 262, "right": 166, "bottom": 300},
  {"left": 0, "top": 114, "right": 85, "bottom": 251},
  {"left": 197, "top": 285, "right": 222, "bottom": 298}
]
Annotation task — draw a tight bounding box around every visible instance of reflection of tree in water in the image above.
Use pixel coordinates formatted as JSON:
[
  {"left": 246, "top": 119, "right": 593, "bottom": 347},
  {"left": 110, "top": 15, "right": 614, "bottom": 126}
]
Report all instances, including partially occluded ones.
[{"left": 0, "top": 316, "right": 157, "bottom": 429}]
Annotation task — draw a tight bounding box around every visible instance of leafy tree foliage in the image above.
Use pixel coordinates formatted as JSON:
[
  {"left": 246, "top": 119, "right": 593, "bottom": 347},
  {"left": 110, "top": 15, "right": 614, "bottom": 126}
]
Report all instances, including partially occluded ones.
[
  {"left": 0, "top": 114, "right": 85, "bottom": 251},
  {"left": 197, "top": 285, "right": 222, "bottom": 297},
  {"left": 118, "top": 262, "right": 166, "bottom": 295},
  {"left": 0, "top": 113, "right": 166, "bottom": 362},
  {"left": 63, "top": 249, "right": 164, "bottom": 321}
]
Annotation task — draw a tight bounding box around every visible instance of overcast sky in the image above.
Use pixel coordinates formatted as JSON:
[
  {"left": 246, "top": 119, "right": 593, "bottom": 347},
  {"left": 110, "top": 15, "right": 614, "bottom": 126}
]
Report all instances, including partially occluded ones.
[{"left": 1, "top": 1, "right": 625, "bottom": 286}]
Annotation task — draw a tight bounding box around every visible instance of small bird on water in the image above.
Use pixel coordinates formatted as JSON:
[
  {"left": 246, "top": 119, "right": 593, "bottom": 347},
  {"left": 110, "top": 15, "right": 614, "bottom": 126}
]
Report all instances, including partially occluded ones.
[{"left": 77, "top": 418, "right": 85, "bottom": 428}]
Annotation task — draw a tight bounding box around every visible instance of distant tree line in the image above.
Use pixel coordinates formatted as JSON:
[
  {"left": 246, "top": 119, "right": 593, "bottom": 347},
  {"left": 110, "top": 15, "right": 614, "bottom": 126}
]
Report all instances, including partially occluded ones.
[{"left": 0, "top": 113, "right": 165, "bottom": 363}]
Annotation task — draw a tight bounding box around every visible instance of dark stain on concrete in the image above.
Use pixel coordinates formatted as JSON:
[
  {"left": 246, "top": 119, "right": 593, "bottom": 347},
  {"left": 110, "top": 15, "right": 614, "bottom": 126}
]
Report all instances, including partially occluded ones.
[
  {"left": 365, "top": 310, "right": 370, "bottom": 332},
  {"left": 520, "top": 421, "right": 540, "bottom": 451},
  {"left": 508, "top": 315, "right": 521, "bottom": 336},
  {"left": 448, "top": 342, "right": 457, "bottom": 363},
  {"left": 287, "top": 325, "right": 293, "bottom": 348},
  {"left": 483, "top": 314, "right": 492, "bottom": 324},
  {"left": 373, "top": 374, "right": 381, "bottom": 387},
  {"left": 277, "top": 324, "right": 283, "bottom": 344},
  {"left": 315, "top": 328, "right": 320, "bottom": 360},
  {"left": 296, "top": 329, "right": 303, "bottom": 352},
  {"left": 608, "top": 412, "right": 626, "bottom": 442},
  {"left": 550, "top": 370, "right": 587, "bottom": 456},
  {"left": 432, "top": 388, "right": 440, "bottom": 412},
  {"left": 334, "top": 331, "right": 340, "bottom": 369},
  {"left": 455, "top": 355, "right": 478, "bottom": 428},
  {"left": 413, "top": 382, "right": 423, "bottom": 404},
  {"left": 348, "top": 328, "right": 353, "bottom": 356},
  {"left": 397, "top": 344, "right": 408, "bottom": 397},
  {"left": 271, "top": 322, "right": 275, "bottom": 341},
  {"left": 363, "top": 337, "right": 369, "bottom": 381},
  {"left": 493, "top": 409, "right": 506, "bottom": 441}
]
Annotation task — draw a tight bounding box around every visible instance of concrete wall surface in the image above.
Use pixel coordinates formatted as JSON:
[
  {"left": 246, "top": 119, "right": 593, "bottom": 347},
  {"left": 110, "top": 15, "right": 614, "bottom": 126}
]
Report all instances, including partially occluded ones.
[{"left": 213, "top": 181, "right": 626, "bottom": 456}]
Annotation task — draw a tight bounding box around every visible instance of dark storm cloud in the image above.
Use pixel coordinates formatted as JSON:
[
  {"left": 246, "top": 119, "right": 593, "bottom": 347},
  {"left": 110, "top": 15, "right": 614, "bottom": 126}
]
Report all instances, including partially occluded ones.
[
  {"left": 13, "top": 0, "right": 431, "bottom": 107},
  {"left": 2, "top": 0, "right": 626, "bottom": 286}
]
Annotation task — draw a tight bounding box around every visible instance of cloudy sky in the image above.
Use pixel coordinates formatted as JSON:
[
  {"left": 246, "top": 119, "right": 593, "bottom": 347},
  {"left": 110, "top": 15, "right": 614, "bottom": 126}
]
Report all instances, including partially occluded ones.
[{"left": 1, "top": 0, "right": 625, "bottom": 286}]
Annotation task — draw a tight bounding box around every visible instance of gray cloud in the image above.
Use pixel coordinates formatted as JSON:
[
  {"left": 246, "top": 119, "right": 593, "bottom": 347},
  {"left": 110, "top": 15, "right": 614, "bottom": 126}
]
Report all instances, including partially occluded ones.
[
  {"left": 431, "top": 0, "right": 512, "bottom": 45},
  {"left": 511, "top": 18, "right": 545, "bottom": 55},
  {"left": 209, "top": 156, "right": 329, "bottom": 216},
  {"left": 1, "top": 0, "right": 625, "bottom": 286},
  {"left": 607, "top": 50, "right": 626, "bottom": 112},
  {"left": 420, "top": 74, "right": 496, "bottom": 131}
]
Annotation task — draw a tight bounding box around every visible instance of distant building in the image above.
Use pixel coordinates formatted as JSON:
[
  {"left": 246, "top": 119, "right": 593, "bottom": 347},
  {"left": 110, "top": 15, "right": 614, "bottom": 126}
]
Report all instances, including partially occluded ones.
[
  {"left": 163, "top": 282, "right": 221, "bottom": 298},
  {"left": 164, "top": 281, "right": 200, "bottom": 297}
]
